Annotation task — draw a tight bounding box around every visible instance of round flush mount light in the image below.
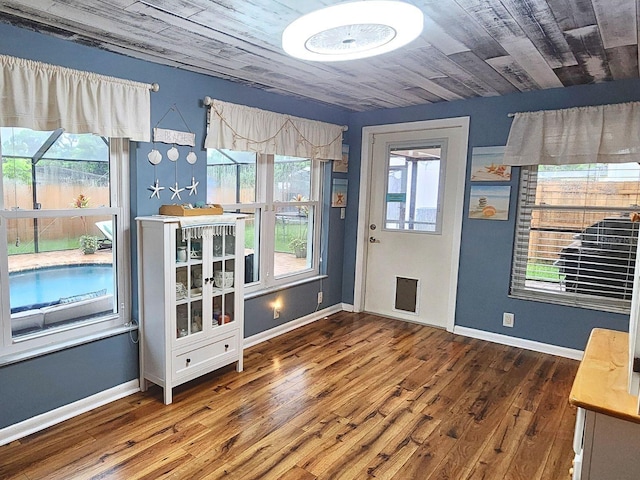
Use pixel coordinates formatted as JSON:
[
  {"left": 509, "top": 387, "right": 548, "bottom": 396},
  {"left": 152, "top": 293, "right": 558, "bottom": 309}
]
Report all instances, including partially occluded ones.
[{"left": 282, "top": 1, "right": 424, "bottom": 62}]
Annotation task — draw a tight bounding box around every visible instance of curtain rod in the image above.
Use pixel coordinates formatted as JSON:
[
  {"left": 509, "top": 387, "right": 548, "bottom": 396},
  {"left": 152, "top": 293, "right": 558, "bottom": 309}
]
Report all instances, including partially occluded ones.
[
  {"left": 202, "top": 96, "right": 348, "bottom": 131},
  {"left": 149, "top": 83, "right": 160, "bottom": 92},
  {"left": 507, "top": 113, "right": 515, "bottom": 117}
]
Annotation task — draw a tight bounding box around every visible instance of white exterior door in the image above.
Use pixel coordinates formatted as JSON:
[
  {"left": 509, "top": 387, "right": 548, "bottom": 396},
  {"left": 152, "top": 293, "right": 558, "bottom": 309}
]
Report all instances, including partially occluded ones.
[{"left": 359, "top": 119, "right": 469, "bottom": 329}]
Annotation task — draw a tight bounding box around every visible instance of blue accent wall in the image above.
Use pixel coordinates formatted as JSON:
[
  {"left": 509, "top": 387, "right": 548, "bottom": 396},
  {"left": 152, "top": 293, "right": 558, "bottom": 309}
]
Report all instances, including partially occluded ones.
[
  {"left": 343, "top": 79, "right": 640, "bottom": 351},
  {"left": 0, "top": 22, "right": 348, "bottom": 429}
]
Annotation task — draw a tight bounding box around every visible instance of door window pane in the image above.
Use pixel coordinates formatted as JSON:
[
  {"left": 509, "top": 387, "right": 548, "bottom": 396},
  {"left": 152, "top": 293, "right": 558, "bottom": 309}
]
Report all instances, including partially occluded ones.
[{"left": 385, "top": 146, "right": 443, "bottom": 233}]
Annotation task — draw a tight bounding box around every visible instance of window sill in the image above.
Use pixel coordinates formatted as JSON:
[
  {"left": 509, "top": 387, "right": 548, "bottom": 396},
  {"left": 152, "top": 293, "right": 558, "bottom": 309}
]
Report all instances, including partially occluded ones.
[
  {"left": 245, "top": 274, "right": 328, "bottom": 300},
  {"left": 509, "top": 290, "right": 630, "bottom": 315},
  {"left": 0, "top": 323, "right": 138, "bottom": 367}
]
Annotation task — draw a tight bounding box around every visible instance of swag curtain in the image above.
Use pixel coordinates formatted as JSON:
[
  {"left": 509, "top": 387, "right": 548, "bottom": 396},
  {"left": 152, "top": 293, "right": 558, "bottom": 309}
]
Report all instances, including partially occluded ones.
[
  {"left": 0, "top": 54, "right": 153, "bottom": 141},
  {"left": 204, "top": 98, "right": 345, "bottom": 160},
  {"left": 504, "top": 102, "right": 640, "bottom": 166}
]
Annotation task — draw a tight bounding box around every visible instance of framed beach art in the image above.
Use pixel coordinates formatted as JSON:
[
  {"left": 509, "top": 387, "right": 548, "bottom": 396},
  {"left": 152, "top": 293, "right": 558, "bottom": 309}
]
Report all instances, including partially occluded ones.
[
  {"left": 470, "top": 146, "right": 511, "bottom": 181},
  {"left": 468, "top": 185, "right": 510, "bottom": 221}
]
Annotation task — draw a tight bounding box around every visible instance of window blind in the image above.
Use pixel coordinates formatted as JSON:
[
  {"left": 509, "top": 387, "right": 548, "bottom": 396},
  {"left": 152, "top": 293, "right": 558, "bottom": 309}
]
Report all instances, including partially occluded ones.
[{"left": 510, "top": 163, "right": 640, "bottom": 313}]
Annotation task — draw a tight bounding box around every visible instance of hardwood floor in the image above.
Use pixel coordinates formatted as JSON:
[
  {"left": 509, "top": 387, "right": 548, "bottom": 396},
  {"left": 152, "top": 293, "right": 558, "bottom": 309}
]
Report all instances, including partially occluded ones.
[{"left": 0, "top": 312, "right": 579, "bottom": 480}]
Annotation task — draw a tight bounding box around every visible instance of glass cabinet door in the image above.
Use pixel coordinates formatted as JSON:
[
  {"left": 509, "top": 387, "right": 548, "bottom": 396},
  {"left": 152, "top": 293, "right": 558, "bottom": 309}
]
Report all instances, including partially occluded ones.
[
  {"left": 174, "top": 229, "right": 205, "bottom": 340},
  {"left": 211, "top": 227, "right": 236, "bottom": 329}
]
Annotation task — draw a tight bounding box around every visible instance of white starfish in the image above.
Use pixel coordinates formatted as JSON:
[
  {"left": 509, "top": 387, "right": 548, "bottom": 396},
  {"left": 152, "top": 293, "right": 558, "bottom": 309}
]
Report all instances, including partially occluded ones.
[
  {"left": 186, "top": 177, "right": 199, "bottom": 196},
  {"left": 170, "top": 182, "right": 184, "bottom": 200},
  {"left": 147, "top": 179, "right": 165, "bottom": 199}
]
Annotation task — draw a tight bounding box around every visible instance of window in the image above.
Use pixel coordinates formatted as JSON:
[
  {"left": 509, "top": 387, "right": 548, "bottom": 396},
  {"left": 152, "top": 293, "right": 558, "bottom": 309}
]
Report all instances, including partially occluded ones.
[
  {"left": 384, "top": 145, "right": 444, "bottom": 233},
  {"left": 0, "top": 127, "right": 130, "bottom": 358},
  {"left": 207, "top": 149, "right": 321, "bottom": 291},
  {"left": 511, "top": 163, "right": 640, "bottom": 313}
]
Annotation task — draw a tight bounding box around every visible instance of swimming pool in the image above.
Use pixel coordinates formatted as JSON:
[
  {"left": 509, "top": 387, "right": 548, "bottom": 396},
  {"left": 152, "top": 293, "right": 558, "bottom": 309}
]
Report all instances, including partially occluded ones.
[{"left": 9, "top": 264, "right": 114, "bottom": 311}]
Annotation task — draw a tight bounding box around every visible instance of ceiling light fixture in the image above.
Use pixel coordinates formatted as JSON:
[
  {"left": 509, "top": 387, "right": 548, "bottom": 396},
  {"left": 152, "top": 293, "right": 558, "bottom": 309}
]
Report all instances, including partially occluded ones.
[{"left": 282, "top": 1, "right": 424, "bottom": 62}]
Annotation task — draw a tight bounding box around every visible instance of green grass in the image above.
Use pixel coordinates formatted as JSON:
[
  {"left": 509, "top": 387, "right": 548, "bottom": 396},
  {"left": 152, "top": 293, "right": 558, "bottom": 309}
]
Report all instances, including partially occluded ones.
[
  {"left": 244, "top": 221, "right": 308, "bottom": 254},
  {"left": 526, "top": 262, "right": 563, "bottom": 283},
  {"left": 8, "top": 238, "right": 79, "bottom": 255}
]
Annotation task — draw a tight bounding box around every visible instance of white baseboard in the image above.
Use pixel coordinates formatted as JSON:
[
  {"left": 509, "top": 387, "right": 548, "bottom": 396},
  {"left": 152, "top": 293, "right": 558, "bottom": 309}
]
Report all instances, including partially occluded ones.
[
  {"left": 244, "top": 303, "right": 345, "bottom": 349},
  {"left": 0, "top": 379, "right": 139, "bottom": 446},
  {"left": 341, "top": 303, "right": 354, "bottom": 312},
  {"left": 453, "top": 326, "right": 584, "bottom": 360}
]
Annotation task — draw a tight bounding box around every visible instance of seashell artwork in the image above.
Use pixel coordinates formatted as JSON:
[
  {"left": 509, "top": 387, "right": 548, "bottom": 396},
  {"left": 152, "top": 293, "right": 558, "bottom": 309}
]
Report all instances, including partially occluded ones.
[{"left": 147, "top": 149, "right": 162, "bottom": 165}]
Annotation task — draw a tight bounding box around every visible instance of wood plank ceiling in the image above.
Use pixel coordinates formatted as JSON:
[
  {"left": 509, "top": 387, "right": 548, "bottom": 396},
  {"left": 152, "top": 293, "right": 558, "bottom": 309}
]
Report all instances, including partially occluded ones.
[{"left": 0, "top": 0, "right": 638, "bottom": 112}]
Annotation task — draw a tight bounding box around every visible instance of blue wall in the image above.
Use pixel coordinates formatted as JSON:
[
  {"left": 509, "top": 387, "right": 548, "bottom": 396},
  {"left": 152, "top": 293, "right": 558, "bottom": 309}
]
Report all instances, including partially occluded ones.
[
  {"left": 0, "top": 334, "right": 138, "bottom": 428},
  {"left": 0, "top": 22, "right": 349, "bottom": 429},
  {"left": 343, "top": 79, "right": 640, "bottom": 351}
]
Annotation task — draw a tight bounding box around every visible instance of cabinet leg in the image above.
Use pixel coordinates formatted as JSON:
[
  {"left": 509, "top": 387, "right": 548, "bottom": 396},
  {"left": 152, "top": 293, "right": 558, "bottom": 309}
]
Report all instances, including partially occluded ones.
[{"left": 164, "top": 388, "right": 173, "bottom": 405}]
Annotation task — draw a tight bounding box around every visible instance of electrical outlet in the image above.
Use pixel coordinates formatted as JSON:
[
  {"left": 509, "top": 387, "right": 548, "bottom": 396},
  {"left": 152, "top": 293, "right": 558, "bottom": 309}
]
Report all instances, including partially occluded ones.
[
  {"left": 273, "top": 306, "right": 280, "bottom": 319},
  {"left": 503, "top": 312, "right": 514, "bottom": 328},
  {"left": 317, "top": 291, "right": 323, "bottom": 304}
]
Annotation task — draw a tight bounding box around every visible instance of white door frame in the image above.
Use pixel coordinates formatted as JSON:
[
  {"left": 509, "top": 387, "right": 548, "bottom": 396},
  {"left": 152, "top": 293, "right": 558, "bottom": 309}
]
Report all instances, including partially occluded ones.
[{"left": 353, "top": 117, "right": 470, "bottom": 332}]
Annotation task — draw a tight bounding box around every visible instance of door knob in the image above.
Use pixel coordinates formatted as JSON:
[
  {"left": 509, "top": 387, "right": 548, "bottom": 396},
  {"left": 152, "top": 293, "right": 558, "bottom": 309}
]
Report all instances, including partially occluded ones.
[{"left": 369, "top": 236, "right": 380, "bottom": 243}]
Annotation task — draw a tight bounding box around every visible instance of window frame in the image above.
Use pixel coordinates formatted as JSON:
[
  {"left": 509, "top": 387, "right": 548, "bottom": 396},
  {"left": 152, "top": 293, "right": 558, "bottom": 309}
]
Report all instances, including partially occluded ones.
[
  {"left": 0, "top": 136, "right": 132, "bottom": 363},
  {"left": 510, "top": 163, "right": 639, "bottom": 314},
  {"left": 207, "top": 151, "right": 322, "bottom": 293}
]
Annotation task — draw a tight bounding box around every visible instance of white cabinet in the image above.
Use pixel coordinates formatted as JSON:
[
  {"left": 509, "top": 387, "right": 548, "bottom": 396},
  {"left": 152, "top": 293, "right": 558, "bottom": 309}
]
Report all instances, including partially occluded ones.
[
  {"left": 136, "top": 215, "right": 245, "bottom": 404},
  {"left": 570, "top": 329, "right": 640, "bottom": 480},
  {"left": 572, "top": 407, "right": 640, "bottom": 480}
]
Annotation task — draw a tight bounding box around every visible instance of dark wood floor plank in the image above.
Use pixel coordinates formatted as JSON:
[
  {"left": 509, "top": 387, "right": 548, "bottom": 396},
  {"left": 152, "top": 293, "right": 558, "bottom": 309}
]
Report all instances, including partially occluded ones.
[
  {"left": 0, "top": 313, "right": 579, "bottom": 479},
  {"left": 505, "top": 389, "right": 573, "bottom": 479},
  {"left": 426, "top": 352, "right": 540, "bottom": 479},
  {"left": 465, "top": 406, "right": 535, "bottom": 480}
]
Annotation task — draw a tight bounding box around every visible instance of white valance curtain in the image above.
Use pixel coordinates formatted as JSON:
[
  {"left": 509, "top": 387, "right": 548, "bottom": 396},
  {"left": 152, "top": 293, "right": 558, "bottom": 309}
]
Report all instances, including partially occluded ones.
[
  {"left": 504, "top": 102, "right": 640, "bottom": 166},
  {"left": 0, "top": 54, "right": 152, "bottom": 141},
  {"left": 204, "top": 98, "right": 345, "bottom": 160}
]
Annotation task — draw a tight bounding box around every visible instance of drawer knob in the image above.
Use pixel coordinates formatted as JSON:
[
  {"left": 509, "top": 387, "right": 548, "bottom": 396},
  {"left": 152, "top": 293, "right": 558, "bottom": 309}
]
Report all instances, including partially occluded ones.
[
  {"left": 186, "top": 358, "right": 191, "bottom": 365},
  {"left": 225, "top": 344, "right": 229, "bottom": 350}
]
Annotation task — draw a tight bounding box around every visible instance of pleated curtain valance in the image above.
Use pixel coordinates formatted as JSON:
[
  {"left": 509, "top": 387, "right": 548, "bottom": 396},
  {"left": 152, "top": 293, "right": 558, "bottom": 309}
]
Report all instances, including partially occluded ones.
[
  {"left": 204, "top": 98, "right": 345, "bottom": 160},
  {"left": 0, "top": 54, "right": 152, "bottom": 141},
  {"left": 503, "top": 102, "right": 640, "bottom": 166}
]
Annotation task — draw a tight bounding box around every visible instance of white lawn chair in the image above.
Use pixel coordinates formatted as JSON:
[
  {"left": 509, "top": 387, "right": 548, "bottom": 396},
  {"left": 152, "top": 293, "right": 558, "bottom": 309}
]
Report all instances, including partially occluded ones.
[{"left": 95, "top": 220, "right": 113, "bottom": 249}]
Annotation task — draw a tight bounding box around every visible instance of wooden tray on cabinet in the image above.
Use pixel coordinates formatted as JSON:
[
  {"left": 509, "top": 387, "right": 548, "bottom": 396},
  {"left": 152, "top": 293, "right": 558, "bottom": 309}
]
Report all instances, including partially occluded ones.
[{"left": 159, "top": 204, "right": 223, "bottom": 216}]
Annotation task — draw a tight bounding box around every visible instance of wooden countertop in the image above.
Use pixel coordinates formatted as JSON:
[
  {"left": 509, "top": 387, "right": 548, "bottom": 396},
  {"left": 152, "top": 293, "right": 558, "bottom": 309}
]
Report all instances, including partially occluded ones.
[{"left": 570, "top": 328, "right": 640, "bottom": 423}]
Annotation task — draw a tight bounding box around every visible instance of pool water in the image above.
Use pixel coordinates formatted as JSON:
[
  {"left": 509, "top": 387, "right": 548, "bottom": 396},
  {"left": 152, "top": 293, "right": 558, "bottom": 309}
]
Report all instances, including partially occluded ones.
[{"left": 9, "top": 264, "right": 114, "bottom": 310}]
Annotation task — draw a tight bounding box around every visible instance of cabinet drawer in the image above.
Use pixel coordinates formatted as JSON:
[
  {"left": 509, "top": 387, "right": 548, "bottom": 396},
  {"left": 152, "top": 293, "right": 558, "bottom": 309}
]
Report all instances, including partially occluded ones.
[{"left": 173, "top": 334, "right": 238, "bottom": 378}]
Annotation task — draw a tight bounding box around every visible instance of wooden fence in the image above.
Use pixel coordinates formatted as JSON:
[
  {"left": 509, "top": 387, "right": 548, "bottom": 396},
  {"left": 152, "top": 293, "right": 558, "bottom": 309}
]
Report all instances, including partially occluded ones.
[
  {"left": 529, "top": 180, "right": 640, "bottom": 262},
  {"left": 3, "top": 184, "right": 110, "bottom": 244}
]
